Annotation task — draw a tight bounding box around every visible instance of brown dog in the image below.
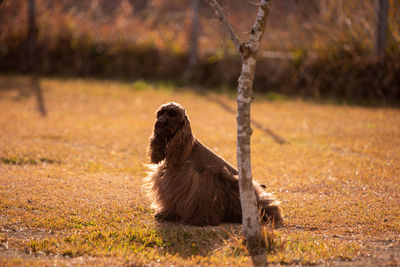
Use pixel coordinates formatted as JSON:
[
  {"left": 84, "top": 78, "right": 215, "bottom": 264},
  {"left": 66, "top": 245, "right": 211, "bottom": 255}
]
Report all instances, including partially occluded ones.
[{"left": 148, "top": 102, "right": 283, "bottom": 226}]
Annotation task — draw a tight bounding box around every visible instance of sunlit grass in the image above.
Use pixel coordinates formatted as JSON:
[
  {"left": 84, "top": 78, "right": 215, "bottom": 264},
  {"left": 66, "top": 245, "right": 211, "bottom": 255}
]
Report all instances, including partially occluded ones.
[{"left": 0, "top": 75, "right": 399, "bottom": 265}]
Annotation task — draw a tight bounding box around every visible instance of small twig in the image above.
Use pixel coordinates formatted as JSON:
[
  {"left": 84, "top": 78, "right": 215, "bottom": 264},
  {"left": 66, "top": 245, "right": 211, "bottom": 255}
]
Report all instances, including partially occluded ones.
[{"left": 204, "top": 0, "right": 242, "bottom": 52}]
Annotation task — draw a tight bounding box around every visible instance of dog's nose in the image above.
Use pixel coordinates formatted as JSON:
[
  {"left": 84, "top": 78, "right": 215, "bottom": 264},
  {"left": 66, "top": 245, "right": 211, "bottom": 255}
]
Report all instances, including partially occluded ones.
[{"left": 158, "top": 115, "right": 168, "bottom": 124}]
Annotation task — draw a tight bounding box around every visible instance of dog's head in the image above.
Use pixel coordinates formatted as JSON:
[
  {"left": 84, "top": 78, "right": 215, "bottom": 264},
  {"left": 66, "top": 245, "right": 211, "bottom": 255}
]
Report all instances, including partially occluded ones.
[
  {"left": 154, "top": 102, "right": 186, "bottom": 139},
  {"left": 149, "top": 102, "right": 193, "bottom": 166}
]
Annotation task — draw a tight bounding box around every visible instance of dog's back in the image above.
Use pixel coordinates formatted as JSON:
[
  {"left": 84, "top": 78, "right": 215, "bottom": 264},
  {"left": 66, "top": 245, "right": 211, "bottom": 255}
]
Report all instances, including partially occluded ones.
[{"left": 191, "top": 140, "right": 283, "bottom": 226}]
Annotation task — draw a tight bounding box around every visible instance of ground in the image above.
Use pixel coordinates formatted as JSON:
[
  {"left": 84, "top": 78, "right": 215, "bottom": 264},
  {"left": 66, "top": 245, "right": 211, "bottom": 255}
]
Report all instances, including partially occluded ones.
[{"left": 0, "top": 75, "right": 399, "bottom": 266}]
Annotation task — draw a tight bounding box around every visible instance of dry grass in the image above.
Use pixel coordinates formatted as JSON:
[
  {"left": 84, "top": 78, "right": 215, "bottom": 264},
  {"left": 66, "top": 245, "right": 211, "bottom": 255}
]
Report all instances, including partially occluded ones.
[{"left": 0, "top": 75, "right": 399, "bottom": 266}]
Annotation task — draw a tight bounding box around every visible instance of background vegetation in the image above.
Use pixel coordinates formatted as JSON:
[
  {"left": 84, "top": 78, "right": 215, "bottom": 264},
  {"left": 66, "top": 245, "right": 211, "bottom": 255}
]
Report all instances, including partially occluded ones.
[{"left": 0, "top": 0, "right": 399, "bottom": 103}]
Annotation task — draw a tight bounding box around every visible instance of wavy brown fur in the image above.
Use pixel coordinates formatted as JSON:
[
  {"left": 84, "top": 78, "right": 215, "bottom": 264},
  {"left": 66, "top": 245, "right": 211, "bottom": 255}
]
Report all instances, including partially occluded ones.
[{"left": 148, "top": 102, "right": 283, "bottom": 227}]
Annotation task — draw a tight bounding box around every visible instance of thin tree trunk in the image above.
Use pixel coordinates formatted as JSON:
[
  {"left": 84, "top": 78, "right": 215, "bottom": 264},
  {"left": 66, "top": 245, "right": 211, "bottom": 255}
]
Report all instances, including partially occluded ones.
[
  {"left": 27, "top": 0, "right": 37, "bottom": 70},
  {"left": 205, "top": 0, "right": 272, "bottom": 260},
  {"left": 375, "top": 0, "right": 389, "bottom": 57},
  {"left": 237, "top": 2, "right": 271, "bottom": 257},
  {"left": 189, "top": 0, "right": 200, "bottom": 67},
  {"left": 27, "top": 0, "right": 47, "bottom": 117}
]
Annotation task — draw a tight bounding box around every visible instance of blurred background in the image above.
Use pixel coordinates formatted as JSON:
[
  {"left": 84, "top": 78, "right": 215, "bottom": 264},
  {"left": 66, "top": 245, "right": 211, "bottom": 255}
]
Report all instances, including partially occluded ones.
[{"left": 0, "top": 0, "right": 399, "bottom": 104}]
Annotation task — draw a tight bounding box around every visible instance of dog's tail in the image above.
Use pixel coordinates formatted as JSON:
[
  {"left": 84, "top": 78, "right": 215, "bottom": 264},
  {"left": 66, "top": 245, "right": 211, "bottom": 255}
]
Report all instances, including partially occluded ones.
[{"left": 256, "top": 185, "right": 284, "bottom": 228}]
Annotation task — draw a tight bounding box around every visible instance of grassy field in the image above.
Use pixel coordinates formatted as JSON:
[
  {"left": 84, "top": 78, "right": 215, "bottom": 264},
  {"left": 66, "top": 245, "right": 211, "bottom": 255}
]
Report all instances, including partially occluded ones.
[{"left": 0, "top": 75, "right": 399, "bottom": 266}]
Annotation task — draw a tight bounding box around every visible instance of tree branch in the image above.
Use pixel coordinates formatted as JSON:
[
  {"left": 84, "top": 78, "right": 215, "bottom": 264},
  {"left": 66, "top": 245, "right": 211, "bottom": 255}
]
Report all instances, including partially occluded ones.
[
  {"left": 241, "top": 0, "right": 271, "bottom": 56},
  {"left": 204, "top": 0, "right": 242, "bottom": 52},
  {"left": 250, "top": 0, "right": 271, "bottom": 41}
]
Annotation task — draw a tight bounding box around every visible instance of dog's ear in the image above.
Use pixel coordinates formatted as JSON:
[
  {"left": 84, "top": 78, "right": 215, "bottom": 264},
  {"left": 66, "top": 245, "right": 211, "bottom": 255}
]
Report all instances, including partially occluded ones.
[
  {"left": 149, "top": 133, "right": 166, "bottom": 164},
  {"left": 165, "top": 115, "right": 193, "bottom": 167}
]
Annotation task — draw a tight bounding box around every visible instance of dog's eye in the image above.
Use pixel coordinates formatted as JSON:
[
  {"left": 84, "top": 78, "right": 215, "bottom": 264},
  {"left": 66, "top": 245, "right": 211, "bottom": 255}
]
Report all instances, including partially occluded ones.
[{"left": 157, "top": 111, "right": 167, "bottom": 118}]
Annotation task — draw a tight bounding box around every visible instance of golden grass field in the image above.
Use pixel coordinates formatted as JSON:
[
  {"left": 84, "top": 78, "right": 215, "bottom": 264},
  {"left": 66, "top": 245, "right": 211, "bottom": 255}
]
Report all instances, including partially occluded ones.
[{"left": 0, "top": 75, "right": 399, "bottom": 266}]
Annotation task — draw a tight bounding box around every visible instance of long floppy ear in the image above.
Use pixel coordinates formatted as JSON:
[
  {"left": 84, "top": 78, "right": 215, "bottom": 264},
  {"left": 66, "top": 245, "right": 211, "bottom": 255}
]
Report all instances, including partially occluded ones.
[
  {"left": 165, "top": 115, "right": 194, "bottom": 167},
  {"left": 149, "top": 133, "right": 167, "bottom": 164}
]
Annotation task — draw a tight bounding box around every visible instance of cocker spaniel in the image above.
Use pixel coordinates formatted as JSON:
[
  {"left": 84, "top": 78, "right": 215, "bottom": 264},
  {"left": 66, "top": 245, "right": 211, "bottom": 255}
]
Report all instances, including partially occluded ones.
[{"left": 147, "top": 102, "right": 283, "bottom": 227}]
